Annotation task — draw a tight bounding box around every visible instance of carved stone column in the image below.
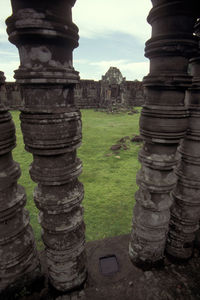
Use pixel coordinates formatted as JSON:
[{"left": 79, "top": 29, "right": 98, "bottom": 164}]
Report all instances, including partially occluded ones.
[
  {"left": 129, "top": 0, "right": 198, "bottom": 267},
  {"left": 166, "top": 21, "right": 200, "bottom": 260},
  {"left": 6, "top": 0, "right": 87, "bottom": 292},
  {"left": 0, "top": 71, "right": 39, "bottom": 292}
]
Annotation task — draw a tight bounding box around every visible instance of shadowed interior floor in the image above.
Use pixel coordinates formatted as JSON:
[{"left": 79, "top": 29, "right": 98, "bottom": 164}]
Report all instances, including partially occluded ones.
[{"left": 1, "top": 234, "right": 200, "bottom": 300}]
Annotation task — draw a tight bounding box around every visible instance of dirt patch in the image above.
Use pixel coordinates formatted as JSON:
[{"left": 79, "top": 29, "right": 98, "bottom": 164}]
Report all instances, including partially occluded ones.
[
  {"left": 131, "top": 135, "right": 143, "bottom": 143},
  {"left": 110, "top": 144, "right": 122, "bottom": 151},
  {"left": 117, "top": 136, "right": 130, "bottom": 143},
  {"left": 128, "top": 109, "right": 139, "bottom": 115},
  {"left": 107, "top": 134, "right": 142, "bottom": 157}
]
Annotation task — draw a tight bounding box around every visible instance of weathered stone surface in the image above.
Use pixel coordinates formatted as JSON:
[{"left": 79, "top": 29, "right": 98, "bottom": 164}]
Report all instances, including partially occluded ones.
[
  {"left": 0, "top": 71, "right": 39, "bottom": 292},
  {"left": 131, "top": 135, "right": 143, "bottom": 143},
  {"left": 100, "top": 67, "right": 144, "bottom": 108},
  {"left": 110, "top": 144, "right": 122, "bottom": 151},
  {"left": 166, "top": 20, "right": 200, "bottom": 259},
  {"left": 102, "top": 67, "right": 125, "bottom": 85},
  {"left": 129, "top": 0, "right": 199, "bottom": 266},
  {"left": 74, "top": 80, "right": 100, "bottom": 109},
  {"left": 99, "top": 67, "right": 125, "bottom": 109},
  {"left": 6, "top": 0, "right": 86, "bottom": 292},
  {"left": 5, "top": 82, "right": 23, "bottom": 110},
  {"left": 5, "top": 76, "right": 144, "bottom": 110}
]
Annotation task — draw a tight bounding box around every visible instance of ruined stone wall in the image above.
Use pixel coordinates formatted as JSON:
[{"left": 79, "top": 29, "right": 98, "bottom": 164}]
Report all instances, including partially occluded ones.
[
  {"left": 5, "top": 82, "right": 23, "bottom": 109},
  {"left": 124, "top": 81, "right": 144, "bottom": 107},
  {"left": 5, "top": 79, "right": 144, "bottom": 110},
  {"left": 74, "top": 80, "right": 100, "bottom": 108}
]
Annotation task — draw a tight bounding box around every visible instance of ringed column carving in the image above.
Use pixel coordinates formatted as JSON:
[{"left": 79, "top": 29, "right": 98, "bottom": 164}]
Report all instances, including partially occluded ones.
[
  {"left": 129, "top": 0, "right": 198, "bottom": 266},
  {"left": 6, "top": 0, "right": 87, "bottom": 292},
  {"left": 166, "top": 21, "right": 200, "bottom": 260},
  {"left": 0, "top": 71, "right": 39, "bottom": 292}
]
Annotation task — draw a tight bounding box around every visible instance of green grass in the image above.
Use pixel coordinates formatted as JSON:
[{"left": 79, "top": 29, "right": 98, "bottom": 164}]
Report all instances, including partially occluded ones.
[{"left": 11, "top": 109, "right": 142, "bottom": 249}]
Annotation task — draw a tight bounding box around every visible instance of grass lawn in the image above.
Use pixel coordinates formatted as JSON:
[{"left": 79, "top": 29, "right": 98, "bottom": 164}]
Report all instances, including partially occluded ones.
[{"left": 11, "top": 109, "right": 141, "bottom": 250}]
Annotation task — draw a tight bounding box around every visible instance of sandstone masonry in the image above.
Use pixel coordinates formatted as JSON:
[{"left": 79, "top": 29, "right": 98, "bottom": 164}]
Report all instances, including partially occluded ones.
[{"left": 5, "top": 68, "right": 144, "bottom": 110}]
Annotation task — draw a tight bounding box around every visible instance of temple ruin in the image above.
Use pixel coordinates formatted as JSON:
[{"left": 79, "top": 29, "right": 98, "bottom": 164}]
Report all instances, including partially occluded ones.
[
  {"left": 1, "top": 0, "right": 200, "bottom": 299},
  {"left": 5, "top": 67, "right": 144, "bottom": 110}
]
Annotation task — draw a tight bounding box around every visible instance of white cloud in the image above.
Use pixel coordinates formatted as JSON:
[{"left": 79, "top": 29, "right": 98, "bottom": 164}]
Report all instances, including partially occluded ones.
[
  {"left": 119, "top": 61, "right": 150, "bottom": 80},
  {"left": 1, "top": 0, "right": 152, "bottom": 43},
  {"left": 0, "top": 1, "right": 12, "bottom": 42},
  {"left": 0, "top": 0, "right": 12, "bottom": 20},
  {"left": 73, "top": 0, "right": 152, "bottom": 42},
  {"left": 0, "top": 59, "right": 19, "bottom": 81},
  {"left": 74, "top": 59, "right": 90, "bottom": 64},
  {"left": 74, "top": 59, "right": 149, "bottom": 81},
  {"left": 0, "top": 49, "right": 18, "bottom": 57},
  {"left": 0, "top": 1, "right": 151, "bottom": 82},
  {"left": 0, "top": 2, "right": 19, "bottom": 81},
  {"left": 0, "top": 24, "right": 9, "bottom": 43}
]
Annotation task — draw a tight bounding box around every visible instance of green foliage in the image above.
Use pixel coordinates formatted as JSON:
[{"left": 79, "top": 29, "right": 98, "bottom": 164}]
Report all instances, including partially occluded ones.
[{"left": 11, "top": 109, "right": 141, "bottom": 249}]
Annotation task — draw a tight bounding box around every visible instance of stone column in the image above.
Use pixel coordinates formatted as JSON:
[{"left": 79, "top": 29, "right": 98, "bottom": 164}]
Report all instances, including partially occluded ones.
[
  {"left": 6, "top": 0, "right": 87, "bottom": 292},
  {"left": 166, "top": 20, "right": 200, "bottom": 260},
  {"left": 129, "top": 0, "right": 198, "bottom": 267},
  {"left": 0, "top": 71, "right": 39, "bottom": 292}
]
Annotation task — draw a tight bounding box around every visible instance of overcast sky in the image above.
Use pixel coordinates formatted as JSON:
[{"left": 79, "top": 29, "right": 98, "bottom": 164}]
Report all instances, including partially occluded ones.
[{"left": 0, "top": 0, "right": 152, "bottom": 82}]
